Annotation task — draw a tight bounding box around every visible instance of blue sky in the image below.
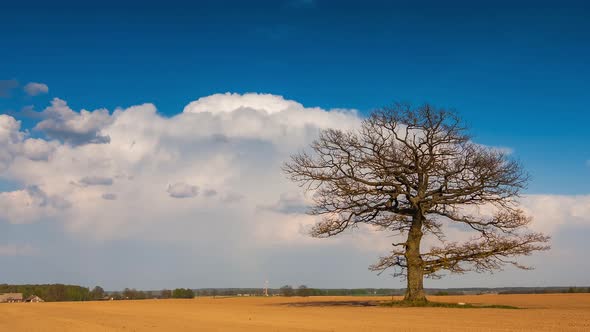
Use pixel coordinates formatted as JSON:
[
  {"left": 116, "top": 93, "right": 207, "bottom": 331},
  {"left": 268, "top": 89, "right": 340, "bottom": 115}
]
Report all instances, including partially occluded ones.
[
  {"left": 1, "top": 0, "right": 589, "bottom": 289},
  {"left": 2, "top": 1, "right": 587, "bottom": 193}
]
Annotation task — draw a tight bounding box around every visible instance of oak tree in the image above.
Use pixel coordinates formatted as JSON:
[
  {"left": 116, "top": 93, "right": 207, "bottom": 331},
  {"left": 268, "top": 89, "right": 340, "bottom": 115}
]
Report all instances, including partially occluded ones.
[{"left": 284, "top": 104, "right": 549, "bottom": 304}]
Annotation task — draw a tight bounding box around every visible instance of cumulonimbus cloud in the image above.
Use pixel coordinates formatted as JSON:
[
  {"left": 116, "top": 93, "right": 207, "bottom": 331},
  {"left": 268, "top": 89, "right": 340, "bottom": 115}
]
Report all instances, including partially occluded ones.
[
  {"left": 0, "top": 93, "right": 360, "bottom": 240},
  {"left": 0, "top": 93, "right": 587, "bottom": 263}
]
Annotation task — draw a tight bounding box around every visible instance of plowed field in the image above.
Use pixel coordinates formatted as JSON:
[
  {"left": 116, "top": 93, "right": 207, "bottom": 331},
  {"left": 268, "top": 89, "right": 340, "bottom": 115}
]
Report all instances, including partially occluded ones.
[{"left": 1, "top": 294, "right": 589, "bottom": 331}]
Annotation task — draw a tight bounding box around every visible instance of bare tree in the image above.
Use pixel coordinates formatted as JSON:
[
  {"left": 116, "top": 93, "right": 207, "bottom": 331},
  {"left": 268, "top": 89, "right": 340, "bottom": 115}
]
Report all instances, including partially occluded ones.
[{"left": 284, "top": 104, "right": 549, "bottom": 304}]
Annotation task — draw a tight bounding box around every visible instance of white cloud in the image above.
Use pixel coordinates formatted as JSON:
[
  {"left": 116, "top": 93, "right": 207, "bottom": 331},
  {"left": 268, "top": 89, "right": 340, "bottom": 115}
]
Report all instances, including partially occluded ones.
[
  {"left": 101, "top": 193, "right": 117, "bottom": 200},
  {"left": 0, "top": 114, "right": 25, "bottom": 170},
  {"left": 221, "top": 192, "right": 244, "bottom": 203},
  {"left": 0, "top": 186, "right": 70, "bottom": 224},
  {"left": 521, "top": 195, "right": 590, "bottom": 234},
  {"left": 22, "top": 138, "right": 58, "bottom": 161},
  {"left": 23, "top": 82, "right": 49, "bottom": 96},
  {"left": 203, "top": 189, "right": 218, "bottom": 197},
  {"left": 183, "top": 92, "right": 306, "bottom": 114},
  {"left": 167, "top": 182, "right": 199, "bottom": 198},
  {"left": 79, "top": 176, "right": 114, "bottom": 186},
  {"left": 258, "top": 192, "right": 310, "bottom": 214},
  {"left": 35, "top": 98, "right": 113, "bottom": 145},
  {"left": 0, "top": 115, "right": 58, "bottom": 170}
]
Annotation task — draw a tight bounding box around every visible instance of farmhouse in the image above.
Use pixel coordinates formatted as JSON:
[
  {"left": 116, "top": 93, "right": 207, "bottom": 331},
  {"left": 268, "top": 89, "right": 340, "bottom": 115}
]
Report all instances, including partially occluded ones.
[
  {"left": 0, "top": 293, "right": 23, "bottom": 303},
  {"left": 24, "top": 295, "right": 44, "bottom": 303}
]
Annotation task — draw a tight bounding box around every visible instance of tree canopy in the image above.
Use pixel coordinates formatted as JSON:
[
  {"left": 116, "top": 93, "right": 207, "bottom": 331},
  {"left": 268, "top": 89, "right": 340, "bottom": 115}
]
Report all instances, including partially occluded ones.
[{"left": 172, "top": 288, "right": 195, "bottom": 299}]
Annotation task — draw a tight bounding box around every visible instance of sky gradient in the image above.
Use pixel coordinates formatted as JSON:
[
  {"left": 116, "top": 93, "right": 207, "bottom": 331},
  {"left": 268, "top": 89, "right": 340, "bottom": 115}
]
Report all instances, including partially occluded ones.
[{"left": 1, "top": 0, "right": 589, "bottom": 290}]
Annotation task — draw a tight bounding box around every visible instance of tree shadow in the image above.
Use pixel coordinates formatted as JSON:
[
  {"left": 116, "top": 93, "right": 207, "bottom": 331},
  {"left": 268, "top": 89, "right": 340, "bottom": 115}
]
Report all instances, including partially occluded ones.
[{"left": 278, "top": 300, "right": 380, "bottom": 307}]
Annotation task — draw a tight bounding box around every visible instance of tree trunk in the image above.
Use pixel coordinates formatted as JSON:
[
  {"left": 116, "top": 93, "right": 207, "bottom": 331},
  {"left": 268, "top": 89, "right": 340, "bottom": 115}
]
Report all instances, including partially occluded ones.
[{"left": 403, "top": 213, "right": 427, "bottom": 304}]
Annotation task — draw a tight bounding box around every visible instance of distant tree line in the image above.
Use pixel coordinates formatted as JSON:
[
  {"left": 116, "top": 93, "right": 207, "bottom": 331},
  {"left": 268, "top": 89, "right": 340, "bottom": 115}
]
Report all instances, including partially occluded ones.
[
  {"left": 279, "top": 285, "right": 324, "bottom": 297},
  {"left": 431, "top": 290, "right": 464, "bottom": 296},
  {"left": 4, "top": 284, "right": 587, "bottom": 302},
  {"left": 499, "top": 287, "right": 590, "bottom": 294},
  {"left": 193, "top": 287, "right": 406, "bottom": 297},
  {"left": 0, "top": 284, "right": 197, "bottom": 302},
  {"left": 277, "top": 287, "right": 408, "bottom": 296},
  {"left": 108, "top": 288, "right": 194, "bottom": 300},
  {"left": 197, "top": 286, "right": 590, "bottom": 297},
  {"left": 566, "top": 287, "right": 590, "bottom": 294},
  {"left": 0, "top": 284, "right": 91, "bottom": 302}
]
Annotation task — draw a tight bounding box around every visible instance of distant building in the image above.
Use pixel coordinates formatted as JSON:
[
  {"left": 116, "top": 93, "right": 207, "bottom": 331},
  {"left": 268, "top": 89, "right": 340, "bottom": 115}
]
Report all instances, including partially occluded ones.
[
  {"left": 0, "top": 293, "right": 23, "bottom": 303},
  {"left": 24, "top": 295, "right": 44, "bottom": 303}
]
